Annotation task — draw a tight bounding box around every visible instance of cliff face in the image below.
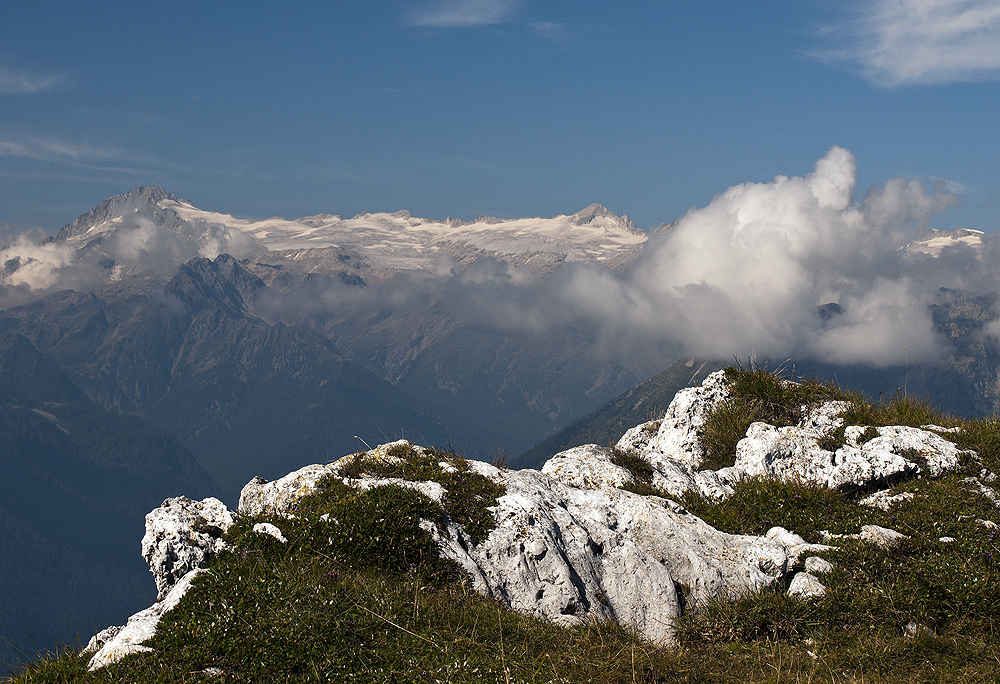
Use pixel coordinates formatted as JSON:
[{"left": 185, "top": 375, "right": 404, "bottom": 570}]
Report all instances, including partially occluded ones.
[{"left": 84, "top": 370, "right": 999, "bottom": 672}]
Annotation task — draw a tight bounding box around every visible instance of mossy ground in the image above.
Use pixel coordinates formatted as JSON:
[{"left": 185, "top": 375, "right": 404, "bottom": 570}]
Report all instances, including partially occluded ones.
[{"left": 8, "top": 371, "right": 1000, "bottom": 682}]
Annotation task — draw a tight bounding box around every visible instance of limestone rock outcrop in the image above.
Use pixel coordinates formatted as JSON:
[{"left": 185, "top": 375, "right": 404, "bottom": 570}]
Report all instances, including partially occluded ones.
[
  {"left": 142, "top": 496, "right": 235, "bottom": 600},
  {"left": 618, "top": 371, "right": 973, "bottom": 499},
  {"left": 84, "top": 369, "right": 976, "bottom": 670}
]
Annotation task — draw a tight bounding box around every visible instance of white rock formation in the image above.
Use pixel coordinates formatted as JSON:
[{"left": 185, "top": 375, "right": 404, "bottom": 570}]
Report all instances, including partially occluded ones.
[
  {"left": 433, "top": 465, "right": 792, "bottom": 644},
  {"left": 86, "top": 369, "right": 978, "bottom": 669},
  {"left": 610, "top": 372, "right": 971, "bottom": 503},
  {"left": 620, "top": 370, "right": 731, "bottom": 470},
  {"left": 238, "top": 449, "right": 798, "bottom": 645},
  {"left": 142, "top": 497, "right": 234, "bottom": 600},
  {"left": 732, "top": 421, "right": 970, "bottom": 492}
]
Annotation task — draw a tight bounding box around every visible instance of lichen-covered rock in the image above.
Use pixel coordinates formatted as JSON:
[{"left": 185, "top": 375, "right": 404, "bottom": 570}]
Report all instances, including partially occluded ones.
[{"left": 142, "top": 497, "right": 234, "bottom": 600}]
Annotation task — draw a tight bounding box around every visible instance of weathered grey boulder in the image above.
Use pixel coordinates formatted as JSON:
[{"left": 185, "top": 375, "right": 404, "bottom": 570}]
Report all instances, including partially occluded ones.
[
  {"left": 142, "top": 497, "right": 234, "bottom": 600},
  {"left": 431, "top": 464, "right": 792, "bottom": 644}
]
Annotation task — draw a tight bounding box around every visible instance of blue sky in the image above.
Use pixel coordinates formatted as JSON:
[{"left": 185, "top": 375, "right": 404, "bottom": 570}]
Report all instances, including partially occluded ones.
[{"left": 3, "top": 0, "right": 1000, "bottom": 235}]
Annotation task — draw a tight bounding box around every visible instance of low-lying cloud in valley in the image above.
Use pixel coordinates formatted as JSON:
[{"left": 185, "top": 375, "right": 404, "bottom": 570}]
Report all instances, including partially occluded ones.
[{"left": 0, "top": 146, "right": 992, "bottom": 372}]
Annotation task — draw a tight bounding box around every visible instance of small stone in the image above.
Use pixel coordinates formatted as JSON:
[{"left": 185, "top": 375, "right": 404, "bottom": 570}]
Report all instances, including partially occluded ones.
[
  {"left": 253, "top": 522, "right": 288, "bottom": 543},
  {"left": 859, "top": 489, "right": 915, "bottom": 511},
  {"left": 904, "top": 622, "right": 935, "bottom": 638},
  {"left": 859, "top": 525, "right": 907, "bottom": 548},
  {"left": 804, "top": 556, "right": 833, "bottom": 574},
  {"left": 788, "top": 572, "right": 827, "bottom": 599}
]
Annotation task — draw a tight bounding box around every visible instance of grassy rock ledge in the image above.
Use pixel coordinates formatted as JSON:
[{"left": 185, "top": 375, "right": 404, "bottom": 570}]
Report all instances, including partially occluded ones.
[{"left": 8, "top": 367, "right": 1000, "bottom": 683}]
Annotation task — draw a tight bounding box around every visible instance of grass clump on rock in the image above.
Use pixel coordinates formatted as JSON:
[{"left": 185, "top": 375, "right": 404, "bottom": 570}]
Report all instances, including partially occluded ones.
[{"left": 699, "top": 362, "right": 854, "bottom": 470}]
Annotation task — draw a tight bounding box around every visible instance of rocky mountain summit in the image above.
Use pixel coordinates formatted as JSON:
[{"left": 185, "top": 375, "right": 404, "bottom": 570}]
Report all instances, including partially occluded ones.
[{"left": 83, "top": 370, "right": 998, "bottom": 672}]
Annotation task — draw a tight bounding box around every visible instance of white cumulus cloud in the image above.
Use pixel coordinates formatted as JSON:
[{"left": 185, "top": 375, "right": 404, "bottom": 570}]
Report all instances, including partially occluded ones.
[
  {"left": 548, "top": 146, "right": 966, "bottom": 367},
  {"left": 817, "top": 0, "right": 1000, "bottom": 86}
]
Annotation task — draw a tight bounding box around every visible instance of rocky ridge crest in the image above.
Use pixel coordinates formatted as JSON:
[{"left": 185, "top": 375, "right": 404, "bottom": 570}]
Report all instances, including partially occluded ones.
[{"left": 85, "top": 371, "right": 996, "bottom": 670}]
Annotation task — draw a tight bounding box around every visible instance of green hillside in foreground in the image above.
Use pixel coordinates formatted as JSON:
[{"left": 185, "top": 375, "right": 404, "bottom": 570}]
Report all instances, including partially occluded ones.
[{"left": 7, "top": 365, "right": 1000, "bottom": 683}]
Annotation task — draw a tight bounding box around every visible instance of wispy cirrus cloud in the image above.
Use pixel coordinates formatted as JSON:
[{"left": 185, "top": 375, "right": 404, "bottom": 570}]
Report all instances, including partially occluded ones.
[
  {"left": 530, "top": 21, "right": 571, "bottom": 41},
  {"left": 0, "top": 67, "right": 67, "bottom": 94},
  {"left": 410, "top": 0, "right": 525, "bottom": 27},
  {"left": 0, "top": 134, "right": 153, "bottom": 174},
  {"left": 815, "top": 0, "right": 1000, "bottom": 86}
]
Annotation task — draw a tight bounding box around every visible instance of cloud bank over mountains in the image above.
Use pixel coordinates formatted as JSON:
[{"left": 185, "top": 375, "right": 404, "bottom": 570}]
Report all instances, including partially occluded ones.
[
  {"left": 0, "top": 147, "right": 990, "bottom": 371},
  {"left": 609, "top": 147, "right": 965, "bottom": 366}
]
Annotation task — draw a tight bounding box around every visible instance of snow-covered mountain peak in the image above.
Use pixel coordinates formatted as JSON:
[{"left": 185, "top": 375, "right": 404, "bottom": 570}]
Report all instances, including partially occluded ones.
[
  {"left": 52, "top": 189, "right": 650, "bottom": 272},
  {"left": 907, "top": 227, "right": 984, "bottom": 256},
  {"left": 54, "top": 186, "right": 180, "bottom": 243}
]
